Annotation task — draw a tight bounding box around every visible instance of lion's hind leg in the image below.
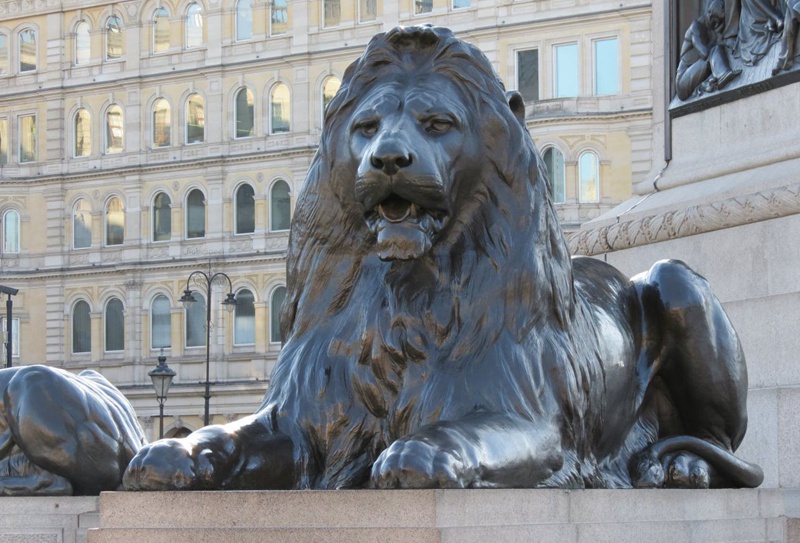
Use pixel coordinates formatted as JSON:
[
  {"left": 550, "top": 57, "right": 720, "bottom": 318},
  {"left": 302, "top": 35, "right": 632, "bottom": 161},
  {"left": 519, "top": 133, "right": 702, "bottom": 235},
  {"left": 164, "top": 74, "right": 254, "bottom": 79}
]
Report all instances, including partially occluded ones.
[
  {"left": 0, "top": 449, "right": 72, "bottom": 496},
  {"left": 632, "top": 260, "right": 762, "bottom": 488}
]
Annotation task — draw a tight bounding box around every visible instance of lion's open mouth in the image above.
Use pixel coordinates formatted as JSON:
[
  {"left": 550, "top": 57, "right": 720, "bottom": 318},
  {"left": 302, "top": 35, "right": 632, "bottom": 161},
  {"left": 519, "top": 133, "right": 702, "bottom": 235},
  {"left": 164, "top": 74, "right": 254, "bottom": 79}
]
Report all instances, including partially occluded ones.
[{"left": 365, "top": 194, "right": 448, "bottom": 261}]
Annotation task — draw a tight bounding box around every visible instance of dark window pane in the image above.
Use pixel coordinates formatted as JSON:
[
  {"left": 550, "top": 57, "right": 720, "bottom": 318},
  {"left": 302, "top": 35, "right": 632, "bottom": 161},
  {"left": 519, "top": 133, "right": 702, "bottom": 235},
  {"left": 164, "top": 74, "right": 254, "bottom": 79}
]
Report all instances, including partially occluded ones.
[
  {"left": 270, "top": 286, "right": 286, "bottom": 343},
  {"left": 235, "top": 88, "right": 254, "bottom": 138},
  {"left": 186, "top": 189, "right": 205, "bottom": 238},
  {"left": 151, "top": 295, "right": 171, "bottom": 349},
  {"left": 105, "top": 298, "right": 124, "bottom": 352},
  {"left": 73, "top": 199, "right": 92, "bottom": 248},
  {"left": 236, "top": 184, "right": 255, "bottom": 234},
  {"left": 414, "top": 0, "right": 432, "bottom": 13},
  {"left": 106, "top": 197, "right": 124, "bottom": 245},
  {"left": 186, "top": 293, "right": 206, "bottom": 347},
  {"left": 73, "top": 300, "right": 91, "bottom": 353},
  {"left": 234, "top": 289, "right": 255, "bottom": 345},
  {"left": 543, "top": 148, "right": 565, "bottom": 204},
  {"left": 517, "top": 49, "right": 539, "bottom": 103},
  {"left": 19, "top": 29, "right": 36, "bottom": 72},
  {"left": 270, "top": 180, "right": 291, "bottom": 231},
  {"left": 153, "top": 192, "right": 172, "bottom": 241},
  {"left": 186, "top": 95, "right": 204, "bottom": 144}
]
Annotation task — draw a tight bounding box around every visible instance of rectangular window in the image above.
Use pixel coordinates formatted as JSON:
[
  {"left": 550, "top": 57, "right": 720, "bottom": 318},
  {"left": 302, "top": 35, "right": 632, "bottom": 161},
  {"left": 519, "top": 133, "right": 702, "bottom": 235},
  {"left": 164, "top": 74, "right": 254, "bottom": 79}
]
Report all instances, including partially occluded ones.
[
  {"left": 359, "top": 0, "right": 377, "bottom": 22},
  {"left": 324, "top": 0, "right": 341, "bottom": 27},
  {"left": 415, "top": 0, "right": 432, "bottom": 14},
  {"left": 0, "top": 317, "right": 20, "bottom": 360},
  {"left": 452, "top": 0, "right": 470, "bottom": 8},
  {"left": 594, "top": 37, "right": 619, "bottom": 95},
  {"left": 271, "top": 0, "right": 288, "bottom": 35},
  {"left": 516, "top": 49, "right": 539, "bottom": 104},
  {"left": 0, "top": 34, "right": 8, "bottom": 75},
  {"left": 0, "top": 118, "right": 7, "bottom": 165},
  {"left": 19, "top": 115, "right": 36, "bottom": 163},
  {"left": 554, "top": 43, "right": 578, "bottom": 98}
]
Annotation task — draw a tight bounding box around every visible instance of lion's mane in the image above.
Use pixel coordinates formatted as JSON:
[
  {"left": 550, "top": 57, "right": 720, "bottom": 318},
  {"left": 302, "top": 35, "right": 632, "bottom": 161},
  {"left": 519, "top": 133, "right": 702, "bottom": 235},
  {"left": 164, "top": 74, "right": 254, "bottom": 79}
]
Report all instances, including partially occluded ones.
[{"left": 262, "top": 26, "right": 606, "bottom": 488}]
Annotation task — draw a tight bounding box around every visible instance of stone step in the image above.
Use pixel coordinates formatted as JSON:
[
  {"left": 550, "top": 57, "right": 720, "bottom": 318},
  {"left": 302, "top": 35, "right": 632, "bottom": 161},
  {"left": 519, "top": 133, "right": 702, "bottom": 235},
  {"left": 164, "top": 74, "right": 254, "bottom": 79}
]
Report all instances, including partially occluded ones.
[{"left": 88, "top": 488, "right": 799, "bottom": 543}]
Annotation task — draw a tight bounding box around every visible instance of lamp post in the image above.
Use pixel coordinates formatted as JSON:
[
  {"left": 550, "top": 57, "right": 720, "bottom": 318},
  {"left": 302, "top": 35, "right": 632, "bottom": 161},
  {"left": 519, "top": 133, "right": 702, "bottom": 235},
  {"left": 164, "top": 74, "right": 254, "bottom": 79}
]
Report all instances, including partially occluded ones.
[
  {"left": 179, "top": 266, "right": 237, "bottom": 426},
  {"left": 148, "top": 350, "right": 176, "bottom": 439},
  {"left": 0, "top": 285, "right": 19, "bottom": 369}
]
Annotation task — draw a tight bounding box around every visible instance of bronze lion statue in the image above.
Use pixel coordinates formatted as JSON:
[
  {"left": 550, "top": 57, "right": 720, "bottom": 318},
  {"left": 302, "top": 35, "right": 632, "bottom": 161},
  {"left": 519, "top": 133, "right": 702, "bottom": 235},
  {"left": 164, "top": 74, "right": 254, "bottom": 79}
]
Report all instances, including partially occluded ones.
[
  {"left": 124, "top": 25, "right": 763, "bottom": 491},
  {"left": 0, "top": 365, "right": 145, "bottom": 495}
]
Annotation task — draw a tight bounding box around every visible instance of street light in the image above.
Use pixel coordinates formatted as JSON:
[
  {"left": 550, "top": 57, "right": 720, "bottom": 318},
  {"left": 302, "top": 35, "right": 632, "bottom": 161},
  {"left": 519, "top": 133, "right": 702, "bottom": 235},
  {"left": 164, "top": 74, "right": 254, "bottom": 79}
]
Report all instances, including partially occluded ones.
[
  {"left": 179, "top": 266, "right": 237, "bottom": 426},
  {"left": 0, "top": 285, "right": 19, "bottom": 369},
  {"left": 148, "top": 350, "right": 176, "bottom": 439}
]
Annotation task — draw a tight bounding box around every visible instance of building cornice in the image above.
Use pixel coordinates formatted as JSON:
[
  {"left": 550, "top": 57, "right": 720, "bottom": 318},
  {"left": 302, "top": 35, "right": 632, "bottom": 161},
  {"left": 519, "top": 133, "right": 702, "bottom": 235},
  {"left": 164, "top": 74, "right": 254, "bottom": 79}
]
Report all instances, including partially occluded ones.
[{"left": 567, "top": 182, "right": 800, "bottom": 256}]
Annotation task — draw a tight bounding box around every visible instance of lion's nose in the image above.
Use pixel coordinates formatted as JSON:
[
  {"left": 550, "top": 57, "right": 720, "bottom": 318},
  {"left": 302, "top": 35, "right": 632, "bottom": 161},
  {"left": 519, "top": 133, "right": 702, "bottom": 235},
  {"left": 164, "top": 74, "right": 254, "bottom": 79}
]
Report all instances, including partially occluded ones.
[{"left": 370, "top": 138, "right": 413, "bottom": 176}]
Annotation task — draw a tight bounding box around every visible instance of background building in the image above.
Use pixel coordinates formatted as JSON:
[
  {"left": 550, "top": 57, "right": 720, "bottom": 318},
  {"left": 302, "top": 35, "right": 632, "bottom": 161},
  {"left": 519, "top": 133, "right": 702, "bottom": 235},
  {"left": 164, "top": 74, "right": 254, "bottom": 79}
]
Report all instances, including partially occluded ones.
[{"left": 0, "top": 0, "right": 653, "bottom": 440}]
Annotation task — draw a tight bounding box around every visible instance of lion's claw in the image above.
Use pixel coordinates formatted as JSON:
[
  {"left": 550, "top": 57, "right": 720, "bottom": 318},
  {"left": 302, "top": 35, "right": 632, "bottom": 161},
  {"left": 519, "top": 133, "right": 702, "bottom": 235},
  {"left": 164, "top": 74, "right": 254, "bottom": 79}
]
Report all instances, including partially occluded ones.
[{"left": 369, "top": 439, "right": 468, "bottom": 489}]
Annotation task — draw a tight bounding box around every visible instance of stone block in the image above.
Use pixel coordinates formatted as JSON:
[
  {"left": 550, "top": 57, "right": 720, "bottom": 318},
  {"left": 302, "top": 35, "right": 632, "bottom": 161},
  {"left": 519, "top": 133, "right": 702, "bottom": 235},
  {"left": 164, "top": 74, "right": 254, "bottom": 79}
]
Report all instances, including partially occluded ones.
[{"left": 0, "top": 497, "right": 98, "bottom": 543}]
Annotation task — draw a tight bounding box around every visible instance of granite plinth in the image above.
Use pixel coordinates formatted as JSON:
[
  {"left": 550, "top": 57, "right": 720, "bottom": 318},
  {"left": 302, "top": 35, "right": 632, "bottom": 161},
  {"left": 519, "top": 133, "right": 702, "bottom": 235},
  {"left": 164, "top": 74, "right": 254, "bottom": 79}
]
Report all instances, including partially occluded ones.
[
  {"left": 87, "top": 489, "right": 798, "bottom": 543},
  {"left": 0, "top": 496, "right": 98, "bottom": 543}
]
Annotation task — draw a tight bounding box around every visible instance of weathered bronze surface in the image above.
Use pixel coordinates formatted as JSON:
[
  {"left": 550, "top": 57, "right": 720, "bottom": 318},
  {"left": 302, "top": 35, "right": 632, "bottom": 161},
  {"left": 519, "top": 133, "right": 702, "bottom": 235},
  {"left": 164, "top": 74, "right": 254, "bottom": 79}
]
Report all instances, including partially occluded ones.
[
  {"left": 123, "top": 26, "right": 763, "bottom": 491},
  {"left": 671, "top": 0, "right": 800, "bottom": 115},
  {"left": 0, "top": 365, "right": 145, "bottom": 495}
]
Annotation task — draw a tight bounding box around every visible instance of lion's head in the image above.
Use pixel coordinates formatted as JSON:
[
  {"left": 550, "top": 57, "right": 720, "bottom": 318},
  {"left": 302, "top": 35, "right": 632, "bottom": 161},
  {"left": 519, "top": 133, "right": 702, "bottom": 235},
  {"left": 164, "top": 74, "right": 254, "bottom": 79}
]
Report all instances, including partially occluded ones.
[{"left": 282, "top": 25, "right": 575, "bottom": 344}]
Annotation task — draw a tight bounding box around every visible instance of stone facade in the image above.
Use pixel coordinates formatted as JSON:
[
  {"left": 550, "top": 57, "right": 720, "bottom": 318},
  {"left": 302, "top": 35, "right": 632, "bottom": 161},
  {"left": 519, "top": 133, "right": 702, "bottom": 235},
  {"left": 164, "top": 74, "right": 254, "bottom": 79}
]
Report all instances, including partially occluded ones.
[{"left": 0, "top": 0, "right": 653, "bottom": 439}]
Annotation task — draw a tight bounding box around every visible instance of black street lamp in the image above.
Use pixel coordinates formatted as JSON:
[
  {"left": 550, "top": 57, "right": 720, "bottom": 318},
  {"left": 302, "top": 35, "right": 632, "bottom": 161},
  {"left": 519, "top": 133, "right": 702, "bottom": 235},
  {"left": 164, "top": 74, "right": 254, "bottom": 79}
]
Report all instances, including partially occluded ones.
[
  {"left": 179, "top": 266, "right": 237, "bottom": 426},
  {"left": 0, "top": 285, "right": 19, "bottom": 369},
  {"left": 148, "top": 350, "right": 176, "bottom": 439}
]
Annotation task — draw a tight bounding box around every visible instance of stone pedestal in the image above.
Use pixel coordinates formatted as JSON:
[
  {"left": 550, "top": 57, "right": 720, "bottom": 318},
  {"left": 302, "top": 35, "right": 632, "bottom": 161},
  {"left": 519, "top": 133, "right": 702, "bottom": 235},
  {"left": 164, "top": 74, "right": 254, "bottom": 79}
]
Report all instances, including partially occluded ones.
[
  {"left": 86, "top": 489, "right": 799, "bottom": 543},
  {"left": 0, "top": 496, "right": 98, "bottom": 543}
]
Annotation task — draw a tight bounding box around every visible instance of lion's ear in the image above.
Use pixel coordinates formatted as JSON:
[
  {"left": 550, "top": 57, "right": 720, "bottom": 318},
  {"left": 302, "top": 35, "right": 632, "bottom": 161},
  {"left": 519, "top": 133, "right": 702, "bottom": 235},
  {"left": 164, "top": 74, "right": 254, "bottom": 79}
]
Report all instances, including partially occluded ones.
[{"left": 505, "top": 91, "right": 526, "bottom": 129}]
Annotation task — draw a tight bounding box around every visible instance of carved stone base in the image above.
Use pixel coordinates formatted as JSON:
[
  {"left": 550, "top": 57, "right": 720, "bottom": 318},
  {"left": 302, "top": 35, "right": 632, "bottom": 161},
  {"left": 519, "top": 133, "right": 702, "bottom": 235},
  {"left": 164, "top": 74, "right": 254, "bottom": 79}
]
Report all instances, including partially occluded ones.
[{"left": 86, "top": 489, "right": 798, "bottom": 543}]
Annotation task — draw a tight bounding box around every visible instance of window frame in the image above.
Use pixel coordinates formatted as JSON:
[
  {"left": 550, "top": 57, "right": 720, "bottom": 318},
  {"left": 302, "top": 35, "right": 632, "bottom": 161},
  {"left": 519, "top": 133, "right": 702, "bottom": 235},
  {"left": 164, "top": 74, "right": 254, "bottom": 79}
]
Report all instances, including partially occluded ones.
[
  {"left": 269, "top": 285, "right": 286, "bottom": 345},
  {"left": 322, "top": 0, "right": 341, "bottom": 28},
  {"left": 515, "top": 48, "right": 540, "bottom": 105},
  {"left": 104, "top": 196, "right": 125, "bottom": 247},
  {"left": 269, "top": 82, "right": 291, "bottom": 135},
  {"left": 18, "top": 113, "right": 37, "bottom": 164},
  {"left": 71, "top": 299, "right": 92, "bottom": 354},
  {"left": 75, "top": 21, "right": 91, "bottom": 65},
  {"left": 104, "top": 297, "right": 125, "bottom": 353},
  {"left": 152, "top": 7, "right": 171, "bottom": 54},
  {"left": 150, "top": 294, "right": 172, "bottom": 350},
  {"left": 2, "top": 209, "right": 20, "bottom": 254},
  {"left": 592, "top": 36, "right": 620, "bottom": 96},
  {"left": 152, "top": 191, "right": 172, "bottom": 242},
  {"left": 74, "top": 108, "right": 92, "bottom": 158},
  {"left": 184, "top": 291, "right": 206, "bottom": 348},
  {"left": 320, "top": 75, "right": 341, "bottom": 126},
  {"left": 72, "top": 198, "right": 92, "bottom": 249},
  {"left": 235, "top": 0, "right": 254, "bottom": 41},
  {"left": 185, "top": 3, "right": 204, "bottom": 49},
  {"left": 553, "top": 41, "right": 579, "bottom": 99},
  {"left": 269, "top": 179, "right": 291, "bottom": 232},
  {"left": 105, "top": 15, "right": 123, "bottom": 61},
  {"left": 234, "top": 87, "right": 255, "bottom": 139},
  {"left": 0, "top": 117, "right": 7, "bottom": 165},
  {"left": 18, "top": 28, "right": 37, "bottom": 73},
  {"left": 0, "top": 32, "right": 9, "bottom": 76},
  {"left": 105, "top": 104, "right": 124, "bottom": 154},
  {"left": 270, "top": 0, "right": 288, "bottom": 36},
  {"left": 152, "top": 97, "right": 172, "bottom": 148},
  {"left": 185, "top": 188, "right": 206, "bottom": 239},
  {"left": 234, "top": 183, "right": 256, "bottom": 235},
  {"left": 233, "top": 288, "right": 256, "bottom": 346},
  {"left": 542, "top": 146, "right": 566, "bottom": 204},
  {"left": 358, "top": 0, "right": 377, "bottom": 23},
  {"left": 578, "top": 150, "right": 600, "bottom": 203},
  {"left": 185, "top": 93, "right": 205, "bottom": 145}
]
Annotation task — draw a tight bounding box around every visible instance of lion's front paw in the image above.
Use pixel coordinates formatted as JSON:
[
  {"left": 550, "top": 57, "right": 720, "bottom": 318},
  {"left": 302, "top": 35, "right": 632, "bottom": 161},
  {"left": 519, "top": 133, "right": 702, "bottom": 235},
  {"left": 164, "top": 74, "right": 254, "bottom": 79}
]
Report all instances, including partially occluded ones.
[
  {"left": 369, "top": 439, "right": 471, "bottom": 489},
  {"left": 123, "top": 440, "right": 206, "bottom": 491},
  {"left": 630, "top": 450, "right": 710, "bottom": 489}
]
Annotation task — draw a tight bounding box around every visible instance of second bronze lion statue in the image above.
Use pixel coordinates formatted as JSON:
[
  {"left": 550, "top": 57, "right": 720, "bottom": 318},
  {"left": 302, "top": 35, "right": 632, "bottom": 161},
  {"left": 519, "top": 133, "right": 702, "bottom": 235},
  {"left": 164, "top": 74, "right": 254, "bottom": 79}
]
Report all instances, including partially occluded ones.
[{"left": 124, "top": 25, "right": 763, "bottom": 491}]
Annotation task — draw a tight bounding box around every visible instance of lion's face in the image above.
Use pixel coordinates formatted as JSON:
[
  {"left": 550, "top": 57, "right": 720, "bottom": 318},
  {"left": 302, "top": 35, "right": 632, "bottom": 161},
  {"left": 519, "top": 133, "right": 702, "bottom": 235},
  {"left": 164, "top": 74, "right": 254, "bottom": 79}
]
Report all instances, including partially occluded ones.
[{"left": 347, "top": 73, "right": 483, "bottom": 261}]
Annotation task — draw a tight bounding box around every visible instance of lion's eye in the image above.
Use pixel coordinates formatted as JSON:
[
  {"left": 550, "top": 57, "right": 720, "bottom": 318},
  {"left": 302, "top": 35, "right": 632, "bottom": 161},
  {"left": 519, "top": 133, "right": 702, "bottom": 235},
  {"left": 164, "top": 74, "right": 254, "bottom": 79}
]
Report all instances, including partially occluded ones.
[
  {"left": 356, "top": 121, "right": 379, "bottom": 137},
  {"left": 427, "top": 119, "right": 453, "bottom": 134}
]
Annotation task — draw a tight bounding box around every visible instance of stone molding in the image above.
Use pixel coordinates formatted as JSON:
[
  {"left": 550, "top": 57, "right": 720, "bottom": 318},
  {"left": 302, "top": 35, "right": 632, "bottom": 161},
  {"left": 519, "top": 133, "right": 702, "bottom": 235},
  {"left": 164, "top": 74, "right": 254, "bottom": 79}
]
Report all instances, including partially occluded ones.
[{"left": 568, "top": 182, "right": 800, "bottom": 256}]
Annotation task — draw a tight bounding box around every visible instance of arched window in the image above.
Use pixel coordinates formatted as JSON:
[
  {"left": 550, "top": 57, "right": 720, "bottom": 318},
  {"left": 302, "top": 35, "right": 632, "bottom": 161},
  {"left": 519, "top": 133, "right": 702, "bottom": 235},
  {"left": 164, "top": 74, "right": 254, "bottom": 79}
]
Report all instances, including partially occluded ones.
[
  {"left": 73, "top": 199, "right": 92, "bottom": 249},
  {"left": 579, "top": 151, "right": 600, "bottom": 203},
  {"left": 72, "top": 300, "right": 91, "bottom": 354},
  {"left": 271, "top": 0, "right": 288, "bottom": 35},
  {"left": 236, "top": 0, "right": 253, "bottom": 41},
  {"left": 151, "top": 294, "right": 171, "bottom": 349},
  {"left": 234, "top": 288, "right": 255, "bottom": 345},
  {"left": 323, "top": 0, "right": 340, "bottom": 27},
  {"left": 0, "top": 33, "right": 8, "bottom": 75},
  {"left": 75, "top": 21, "right": 91, "bottom": 65},
  {"left": 105, "top": 196, "right": 124, "bottom": 246},
  {"left": 270, "top": 286, "right": 286, "bottom": 343},
  {"left": 105, "top": 297, "right": 124, "bottom": 352},
  {"left": 2, "top": 209, "right": 19, "bottom": 254},
  {"left": 270, "top": 180, "right": 291, "bottom": 231},
  {"left": 152, "top": 192, "right": 172, "bottom": 241},
  {"left": 105, "top": 104, "right": 124, "bottom": 154},
  {"left": 234, "top": 88, "right": 254, "bottom": 138},
  {"left": 543, "top": 148, "right": 566, "bottom": 204},
  {"left": 321, "top": 76, "right": 341, "bottom": 123},
  {"left": 235, "top": 184, "right": 255, "bottom": 234},
  {"left": 270, "top": 83, "right": 290, "bottom": 134},
  {"left": 106, "top": 16, "right": 123, "bottom": 60},
  {"left": 186, "top": 4, "right": 204, "bottom": 48},
  {"left": 185, "top": 292, "right": 206, "bottom": 347},
  {"left": 19, "top": 29, "right": 36, "bottom": 72},
  {"left": 153, "top": 8, "right": 170, "bottom": 53},
  {"left": 152, "top": 98, "right": 171, "bottom": 147},
  {"left": 74, "top": 109, "right": 92, "bottom": 157},
  {"left": 186, "top": 189, "right": 205, "bottom": 238},
  {"left": 19, "top": 114, "right": 37, "bottom": 163},
  {"left": 186, "top": 94, "right": 204, "bottom": 144}
]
